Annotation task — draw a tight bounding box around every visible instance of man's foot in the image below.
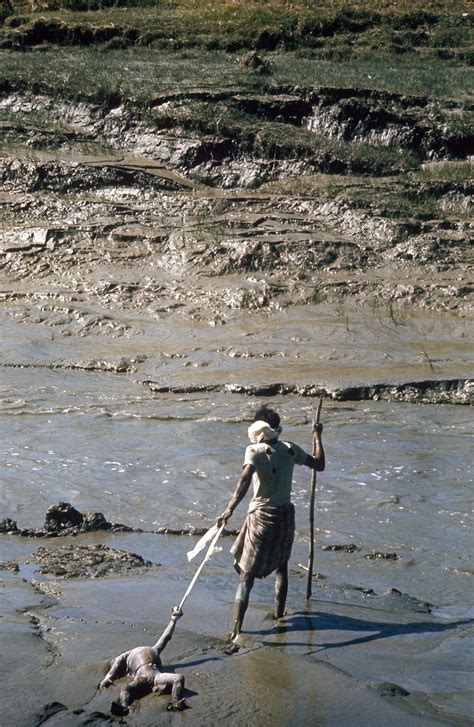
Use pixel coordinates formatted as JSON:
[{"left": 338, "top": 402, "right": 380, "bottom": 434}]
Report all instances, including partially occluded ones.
[
  {"left": 166, "top": 698, "right": 188, "bottom": 712},
  {"left": 222, "top": 641, "right": 240, "bottom": 655},
  {"left": 229, "top": 628, "right": 241, "bottom": 642},
  {"left": 110, "top": 701, "right": 129, "bottom": 716}
]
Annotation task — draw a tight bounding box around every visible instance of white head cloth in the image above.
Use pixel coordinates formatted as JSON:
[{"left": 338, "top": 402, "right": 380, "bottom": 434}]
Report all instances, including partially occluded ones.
[{"left": 248, "top": 420, "right": 280, "bottom": 444}]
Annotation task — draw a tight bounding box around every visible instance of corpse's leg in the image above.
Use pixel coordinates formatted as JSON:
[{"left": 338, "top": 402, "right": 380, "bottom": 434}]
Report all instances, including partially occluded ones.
[
  {"left": 230, "top": 571, "right": 255, "bottom": 640},
  {"left": 111, "top": 676, "right": 151, "bottom": 716},
  {"left": 153, "top": 672, "right": 185, "bottom": 700},
  {"left": 274, "top": 562, "right": 288, "bottom": 620},
  {"left": 154, "top": 672, "right": 187, "bottom": 711}
]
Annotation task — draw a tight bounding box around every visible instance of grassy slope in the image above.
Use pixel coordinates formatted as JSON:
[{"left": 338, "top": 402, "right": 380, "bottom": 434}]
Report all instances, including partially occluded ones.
[
  {"left": 2, "top": 0, "right": 472, "bottom": 54},
  {"left": 0, "top": 2, "right": 471, "bottom": 317},
  {"left": 1, "top": 0, "right": 472, "bottom": 103},
  {"left": 1, "top": 1, "right": 471, "bottom": 183}
]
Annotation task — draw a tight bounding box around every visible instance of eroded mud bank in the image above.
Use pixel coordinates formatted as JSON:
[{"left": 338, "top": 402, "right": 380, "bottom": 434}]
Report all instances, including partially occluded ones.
[{"left": 1, "top": 81, "right": 472, "bottom": 400}]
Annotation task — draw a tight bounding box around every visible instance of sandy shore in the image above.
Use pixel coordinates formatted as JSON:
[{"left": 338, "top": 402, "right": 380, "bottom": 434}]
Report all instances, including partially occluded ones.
[{"left": 1, "top": 530, "right": 472, "bottom": 726}]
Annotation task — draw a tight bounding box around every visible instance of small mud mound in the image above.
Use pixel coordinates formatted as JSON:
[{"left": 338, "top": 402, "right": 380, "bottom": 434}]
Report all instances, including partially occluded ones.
[
  {"left": 322, "top": 543, "right": 361, "bottom": 553},
  {"left": 383, "top": 587, "right": 432, "bottom": 613},
  {"left": 0, "top": 503, "right": 138, "bottom": 537},
  {"left": 44, "top": 502, "right": 84, "bottom": 532},
  {"left": 30, "top": 543, "right": 156, "bottom": 578},
  {"left": 238, "top": 51, "right": 272, "bottom": 75}
]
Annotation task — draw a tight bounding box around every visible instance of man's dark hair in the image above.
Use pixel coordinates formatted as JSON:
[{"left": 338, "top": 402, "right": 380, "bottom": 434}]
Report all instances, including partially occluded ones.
[{"left": 253, "top": 405, "right": 280, "bottom": 430}]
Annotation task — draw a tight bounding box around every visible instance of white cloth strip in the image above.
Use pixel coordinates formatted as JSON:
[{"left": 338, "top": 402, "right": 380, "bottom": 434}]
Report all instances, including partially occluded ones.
[
  {"left": 187, "top": 524, "right": 220, "bottom": 562},
  {"left": 179, "top": 522, "right": 225, "bottom": 611}
]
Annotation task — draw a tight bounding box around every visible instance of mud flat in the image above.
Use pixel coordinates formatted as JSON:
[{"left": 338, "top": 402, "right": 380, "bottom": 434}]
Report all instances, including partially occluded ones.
[
  {"left": 1, "top": 524, "right": 473, "bottom": 727},
  {"left": 1, "top": 398, "right": 473, "bottom": 725}
]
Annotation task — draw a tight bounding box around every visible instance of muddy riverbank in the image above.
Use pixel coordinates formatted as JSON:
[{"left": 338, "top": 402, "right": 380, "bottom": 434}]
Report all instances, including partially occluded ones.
[
  {"left": 1, "top": 58, "right": 472, "bottom": 401},
  {"left": 1, "top": 11, "right": 473, "bottom": 396}
]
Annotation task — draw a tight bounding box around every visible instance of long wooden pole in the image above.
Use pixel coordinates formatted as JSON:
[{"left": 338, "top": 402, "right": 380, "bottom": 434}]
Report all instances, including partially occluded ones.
[{"left": 305, "top": 398, "right": 323, "bottom": 601}]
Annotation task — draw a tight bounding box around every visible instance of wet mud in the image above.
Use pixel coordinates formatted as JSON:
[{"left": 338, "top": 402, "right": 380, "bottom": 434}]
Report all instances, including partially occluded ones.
[
  {"left": 0, "top": 503, "right": 239, "bottom": 539},
  {"left": 1, "top": 528, "right": 471, "bottom": 726},
  {"left": 0, "top": 502, "right": 138, "bottom": 537},
  {"left": 144, "top": 378, "right": 473, "bottom": 404},
  {"left": 1, "top": 74, "right": 472, "bottom": 401},
  {"left": 29, "top": 543, "right": 155, "bottom": 578}
]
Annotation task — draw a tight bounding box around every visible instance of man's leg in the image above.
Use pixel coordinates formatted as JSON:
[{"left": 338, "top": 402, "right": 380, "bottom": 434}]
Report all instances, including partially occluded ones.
[
  {"left": 275, "top": 562, "right": 288, "bottom": 620},
  {"left": 230, "top": 571, "right": 255, "bottom": 639}
]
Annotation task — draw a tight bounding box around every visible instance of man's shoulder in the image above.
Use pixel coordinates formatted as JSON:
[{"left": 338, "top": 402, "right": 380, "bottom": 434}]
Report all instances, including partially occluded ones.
[
  {"left": 278, "top": 440, "right": 307, "bottom": 462},
  {"left": 277, "top": 439, "right": 298, "bottom": 450}
]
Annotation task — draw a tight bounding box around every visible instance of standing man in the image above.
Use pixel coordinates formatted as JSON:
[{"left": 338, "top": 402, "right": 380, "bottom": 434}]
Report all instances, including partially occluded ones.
[{"left": 217, "top": 405, "right": 325, "bottom": 641}]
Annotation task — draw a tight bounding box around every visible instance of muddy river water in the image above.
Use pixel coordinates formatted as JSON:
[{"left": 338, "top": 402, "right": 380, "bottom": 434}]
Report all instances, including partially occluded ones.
[{"left": 2, "top": 365, "right": 473, "bottom": 607}]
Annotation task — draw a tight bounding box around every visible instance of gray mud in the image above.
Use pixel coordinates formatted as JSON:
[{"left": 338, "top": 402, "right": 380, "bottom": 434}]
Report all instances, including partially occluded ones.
[
  {"left": 1, "top": 81, "right": 473, "bottom": 403},
  {"left": 29, "top": 543, "right": 155, "bottom": 578},
  {"left": 0, "top": 82, "right": 474, "bottom": 403},
  {"left": 2, "top": 529, "right": 472, "bottom": 726}
]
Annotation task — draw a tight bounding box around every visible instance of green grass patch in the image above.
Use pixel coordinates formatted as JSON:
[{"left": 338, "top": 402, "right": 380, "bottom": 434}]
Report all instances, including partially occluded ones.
[
  {"left": 270, "top": 53, "right": 474, "bottom": 100},
  {"left": 1, "top": 45, "right": 472, "bottom": 103},
  {"left": 416, "top": 161, "right": 474, "bottom": 182},
  {"left": 0, "top": 47, "right": 241, "bottom": 101}
]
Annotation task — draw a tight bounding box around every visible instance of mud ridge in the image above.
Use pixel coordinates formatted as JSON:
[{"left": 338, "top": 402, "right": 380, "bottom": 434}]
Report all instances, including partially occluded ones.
[
  {"left": 143, "top": 378, "right": 473, "bottom": 405},
  {"left": 0, "top": 504, "right": 239, "bottom": 539}
]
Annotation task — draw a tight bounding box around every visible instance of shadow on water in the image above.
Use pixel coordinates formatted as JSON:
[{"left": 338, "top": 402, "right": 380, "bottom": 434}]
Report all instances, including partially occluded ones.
[{"left": 249, "top": 612, "right": 473, "bottom": 653}]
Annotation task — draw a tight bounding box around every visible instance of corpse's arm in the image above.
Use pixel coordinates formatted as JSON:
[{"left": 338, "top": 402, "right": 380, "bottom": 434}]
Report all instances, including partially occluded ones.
[
  {"left": 304, "top": 422, "right": 325, "bottom": 472},
  {"left": 217, "top": 464, "right": 255, "bottom": 525},
  {"left": 99, "top": 651, "right": 129, "bottom": 689},
  {"left": 153, "top": 608, "right": 183, "bottom": 654}
]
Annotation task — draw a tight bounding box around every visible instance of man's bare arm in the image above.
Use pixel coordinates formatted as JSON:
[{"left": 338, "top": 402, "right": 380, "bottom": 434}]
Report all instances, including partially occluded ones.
[
  {"left": 217, "top": 464, "right": 255, "bottom": 525},
  {"left": 99, "top": 652, "right": 129, "bottom": 689},
  {"left": 304, "top": 422, "right": 325, "bottom": 471}
]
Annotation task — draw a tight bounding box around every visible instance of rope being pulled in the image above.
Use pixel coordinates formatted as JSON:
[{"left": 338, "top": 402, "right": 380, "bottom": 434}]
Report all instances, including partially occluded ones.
[
  {"left": 178, "top": 522, "right": 226, "bottom": 611},
  {"left": 154, "top": 523, "right": 225, "bottom": 643}
]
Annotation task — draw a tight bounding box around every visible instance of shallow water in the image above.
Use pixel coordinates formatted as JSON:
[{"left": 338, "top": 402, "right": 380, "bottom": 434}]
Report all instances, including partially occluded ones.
[{"left": 1, "top": 365, "right": 473, "bottom": 618}]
